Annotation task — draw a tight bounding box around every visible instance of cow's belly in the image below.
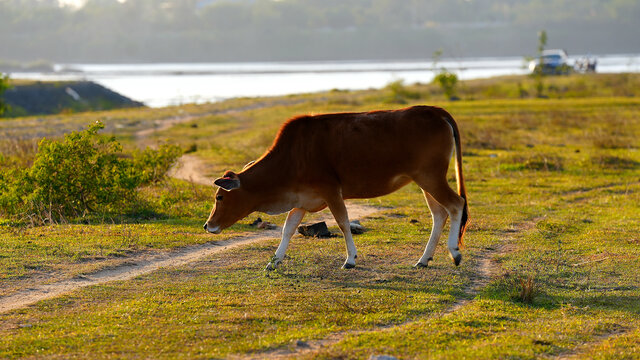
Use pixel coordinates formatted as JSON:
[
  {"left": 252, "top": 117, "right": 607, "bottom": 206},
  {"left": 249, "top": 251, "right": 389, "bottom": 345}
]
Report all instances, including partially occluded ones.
[
  {"left": 342, "top": 174, "right": 413, "bottom": 199},
  {"left": 258, "top": 191, "right": 327, "bottom": 215}
]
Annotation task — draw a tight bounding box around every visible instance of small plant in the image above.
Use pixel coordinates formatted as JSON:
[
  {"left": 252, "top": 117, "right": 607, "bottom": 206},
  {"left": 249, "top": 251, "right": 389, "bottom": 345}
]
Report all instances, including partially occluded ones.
[
  {"left": 431, "top": 49, "right": 459, "bottom": 100},
  {"left": 119, "top": 225, "right": 140, "bottom": 250},
  {"left": 500, "top": 266, "right": 541, "bottom": 304},
  {"left": 533, "top": 30, "right": 547, "bottom": 98},
  {"left": 519, "top": 275, "right": 537, "bottom": 303},
  {"left": 433, "top": 72, "right": 459, "bottom": 100}
]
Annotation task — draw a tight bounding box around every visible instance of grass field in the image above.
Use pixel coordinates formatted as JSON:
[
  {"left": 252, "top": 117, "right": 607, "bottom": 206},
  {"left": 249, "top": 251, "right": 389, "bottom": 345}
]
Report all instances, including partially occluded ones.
[{"left": 1, "top": 73, "right": 639, "bottom": 359}]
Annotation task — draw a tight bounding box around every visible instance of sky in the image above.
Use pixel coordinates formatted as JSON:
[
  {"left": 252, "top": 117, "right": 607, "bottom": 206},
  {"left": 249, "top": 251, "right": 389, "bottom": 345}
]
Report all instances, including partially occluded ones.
[
  {"left": 57, "top": 0, "right": 86, "bottom": 7},
  {"left": 57, "top": 0, "right": 126, "bottom": 8}
]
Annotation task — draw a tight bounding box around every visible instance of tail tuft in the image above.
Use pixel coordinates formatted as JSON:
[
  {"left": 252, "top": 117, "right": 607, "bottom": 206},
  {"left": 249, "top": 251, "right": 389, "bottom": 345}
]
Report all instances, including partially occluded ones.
[{"left": 458, "top": 197, "right": 469, "bottom": 248}]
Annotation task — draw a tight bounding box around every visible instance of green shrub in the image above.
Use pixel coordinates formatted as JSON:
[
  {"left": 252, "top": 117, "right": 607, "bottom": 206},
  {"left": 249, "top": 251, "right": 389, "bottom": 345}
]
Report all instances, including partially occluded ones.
[
  {"left": 0, "top": 121, "right": 182, "bottom": 223},
  {"left": 433, "top": 71, "right": 459, "bottom": 100},
  {"left": 383, "top": 79, "right": 420, "bottom": 104},
  {"left": 133, "top": 143, "right": 183, "bottom": 184}
]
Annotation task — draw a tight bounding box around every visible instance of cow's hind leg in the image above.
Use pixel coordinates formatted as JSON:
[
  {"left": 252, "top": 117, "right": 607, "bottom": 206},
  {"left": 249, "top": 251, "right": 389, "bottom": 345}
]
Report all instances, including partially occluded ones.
[
  {"left": 324, "top": 192, "right": 357, "bottom": 269},
  {"left": 415, "top": 191, "right": 448, "bottom": 268},
  {"left": 414, "top": 176, "right": 465, "bottom": 266},
  {"left": 266, "top": 207, "right": 306, "bottom": 271}
]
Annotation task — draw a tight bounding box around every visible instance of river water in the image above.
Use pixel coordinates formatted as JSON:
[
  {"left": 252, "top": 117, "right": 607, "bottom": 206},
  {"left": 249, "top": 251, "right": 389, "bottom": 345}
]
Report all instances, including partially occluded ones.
[{"left": 11, "top": 54, "right": 640, "bottom": 108}]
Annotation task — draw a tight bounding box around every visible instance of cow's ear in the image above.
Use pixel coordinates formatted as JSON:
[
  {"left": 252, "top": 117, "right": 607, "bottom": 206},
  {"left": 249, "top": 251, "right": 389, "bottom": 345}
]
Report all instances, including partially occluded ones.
[
  {"left": 214, "top": 171, "right": 241, "bottom": 191},
  {"left": 214, "top": 177, "right": 241, "bottom": 191}
]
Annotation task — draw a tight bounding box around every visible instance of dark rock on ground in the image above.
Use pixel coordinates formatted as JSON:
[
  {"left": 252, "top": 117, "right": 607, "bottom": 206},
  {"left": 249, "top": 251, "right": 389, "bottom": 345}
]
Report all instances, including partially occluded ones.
[
  {"left": 249, "top": 217, "right": 277, "bottom": 230},
  {"left": 350, "top": 219, "right": 365, "bottom": 234},
  {"left": 298, "top": 222, "right": 334, "bottom": 238},
  {"left": 298, "top": 220, "right": 366, "bottom": 237}
]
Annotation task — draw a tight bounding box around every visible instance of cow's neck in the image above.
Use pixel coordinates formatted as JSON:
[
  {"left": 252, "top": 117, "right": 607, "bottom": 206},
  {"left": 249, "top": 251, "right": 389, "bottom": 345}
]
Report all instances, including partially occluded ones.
[
  {"left": 236, "top": 151, "right": 300, "bottom": 215},
  {"left": 239, "top": 150, "right": 294, "bottom": 194}
]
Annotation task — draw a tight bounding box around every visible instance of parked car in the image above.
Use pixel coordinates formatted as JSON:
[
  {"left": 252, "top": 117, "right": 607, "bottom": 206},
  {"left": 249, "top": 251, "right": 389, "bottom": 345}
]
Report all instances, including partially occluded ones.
[{"left": 529, "top": 49, "right": 573, "bottom": 75}]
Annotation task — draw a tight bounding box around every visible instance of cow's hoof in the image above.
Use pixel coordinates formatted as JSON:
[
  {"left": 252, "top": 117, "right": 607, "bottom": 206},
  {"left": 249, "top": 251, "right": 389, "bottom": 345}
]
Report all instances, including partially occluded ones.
[
  {"left": 414, "top": 262, "right": 428, "bottom": 268},
  {"left": 265, "top": 262, "right": 277, "bottom": 271},
  {"left": 453, "top": 253, "right": 462, "bottom": 266},
  {"left": 414, "top": 258, "right": 432, "bottom": 268},
  {"left": 342, "top": 262, "right": 356, "bottom": 269}
]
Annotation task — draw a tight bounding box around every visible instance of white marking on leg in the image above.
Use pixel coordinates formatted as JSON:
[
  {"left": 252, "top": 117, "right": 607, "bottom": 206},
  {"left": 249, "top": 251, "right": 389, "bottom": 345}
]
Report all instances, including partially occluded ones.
[
  {"left": 445, "top": 198, "right": 465, "bottom": 266},
  {"left": 326, "top": 194, "right": 357, "bottom": 268},
  {"left": 417, "top": 192, "right": 448, "bottom": 266},
  {"left": 267, "top": 208, "right": 306, "bottom": 270}
]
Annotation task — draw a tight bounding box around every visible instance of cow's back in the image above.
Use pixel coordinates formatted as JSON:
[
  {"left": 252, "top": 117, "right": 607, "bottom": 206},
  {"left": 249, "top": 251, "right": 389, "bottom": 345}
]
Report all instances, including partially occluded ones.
[{"left": 269, "top": 106, "right": 455, "bottom": 199}]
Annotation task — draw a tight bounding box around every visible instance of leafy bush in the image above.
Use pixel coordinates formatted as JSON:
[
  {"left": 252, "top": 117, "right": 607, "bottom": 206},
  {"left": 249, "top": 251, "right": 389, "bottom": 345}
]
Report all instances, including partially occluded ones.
[
  {"left": 383, "top": 79, "right": 420, "bottom": 104},
  {"left": 433, "top": 71, "right": 459, "bottom": 100},
  {"left": 0, "top": 121, "right": 182, "bottom": 223},
  {"left": 132, "top": 143, "right": 183, "bottom": 184}
]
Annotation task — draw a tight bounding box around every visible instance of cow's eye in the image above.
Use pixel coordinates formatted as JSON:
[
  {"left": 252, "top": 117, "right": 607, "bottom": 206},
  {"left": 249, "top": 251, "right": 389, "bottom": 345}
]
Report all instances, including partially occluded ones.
[{"left": 216, "top": 195, "right": 223, "bottom": 201}]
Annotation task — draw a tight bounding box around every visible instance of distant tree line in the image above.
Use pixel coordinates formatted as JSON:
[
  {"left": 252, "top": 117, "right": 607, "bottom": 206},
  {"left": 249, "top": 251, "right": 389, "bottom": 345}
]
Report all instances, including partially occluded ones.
[{"left": 1, "top": 0, "right": 639, "bottom": 63}]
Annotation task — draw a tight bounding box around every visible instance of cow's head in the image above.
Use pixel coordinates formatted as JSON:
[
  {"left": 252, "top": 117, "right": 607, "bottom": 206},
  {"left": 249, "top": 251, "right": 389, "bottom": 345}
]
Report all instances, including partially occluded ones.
[{"left": 203, "top": 170, "right": 254, "bottom": 234}]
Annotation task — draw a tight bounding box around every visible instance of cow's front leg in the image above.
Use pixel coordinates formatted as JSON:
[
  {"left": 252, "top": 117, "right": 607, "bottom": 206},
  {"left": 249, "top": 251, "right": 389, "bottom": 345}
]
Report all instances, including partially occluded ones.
[
  {"left": 266, "top": 208, "right": 306, "bottom": 271},
  {"left": 325, "top": 193, "right": 357, "bottom": 269}
]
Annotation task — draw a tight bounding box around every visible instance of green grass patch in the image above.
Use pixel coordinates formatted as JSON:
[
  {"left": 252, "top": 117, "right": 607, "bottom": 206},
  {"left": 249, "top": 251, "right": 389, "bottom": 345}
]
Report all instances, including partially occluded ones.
[{"left": 1, "top": 73, "right": 639, "bottom": 358}]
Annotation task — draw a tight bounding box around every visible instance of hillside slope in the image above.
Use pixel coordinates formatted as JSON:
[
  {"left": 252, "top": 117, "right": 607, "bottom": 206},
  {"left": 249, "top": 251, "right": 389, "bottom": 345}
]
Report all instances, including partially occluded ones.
[{"left": 2, "top": 81, "right": 144, "bottom": 117}]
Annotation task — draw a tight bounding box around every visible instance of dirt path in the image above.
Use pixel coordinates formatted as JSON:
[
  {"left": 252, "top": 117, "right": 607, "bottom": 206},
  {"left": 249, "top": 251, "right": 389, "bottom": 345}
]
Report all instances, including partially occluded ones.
[
  {"left": 168, "top": 153, "right": 212, "bottom": 185},
  {"left": 0, "top": 202, "right": 381, "bottom": 314},
  {"left": 134, "top": 98, "right": 307, "bottom": 147}
]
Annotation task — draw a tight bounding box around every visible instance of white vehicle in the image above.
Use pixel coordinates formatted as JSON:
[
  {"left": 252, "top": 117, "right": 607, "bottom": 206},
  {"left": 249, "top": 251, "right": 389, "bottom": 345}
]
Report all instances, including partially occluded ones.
[{"left": 529, "top": 49, "right": 573, "bottom": 75}]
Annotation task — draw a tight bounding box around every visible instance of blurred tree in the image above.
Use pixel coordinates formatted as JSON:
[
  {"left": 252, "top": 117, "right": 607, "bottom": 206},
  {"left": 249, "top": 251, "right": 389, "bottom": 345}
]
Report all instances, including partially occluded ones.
[
  {"left": 534, "top": 30, "right": 547, "bottom": 98},
  {"left": 0, "top": 0, "right": 638, "bottom": 62},
  {"left": 0, "top": 74, "right": 10, "bottom": 117}
]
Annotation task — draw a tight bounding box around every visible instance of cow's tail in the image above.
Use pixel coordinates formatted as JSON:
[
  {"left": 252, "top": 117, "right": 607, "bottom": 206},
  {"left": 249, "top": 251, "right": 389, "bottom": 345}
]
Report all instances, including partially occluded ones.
[{"left": 443, "top": 112, "right": 469, "bottom": 248}]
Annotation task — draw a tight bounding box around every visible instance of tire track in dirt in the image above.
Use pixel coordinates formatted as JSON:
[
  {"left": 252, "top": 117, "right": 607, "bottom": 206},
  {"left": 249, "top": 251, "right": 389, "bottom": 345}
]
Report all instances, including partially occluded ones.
[
  {"left": 240, "top": 217, "right": 544, "bottom": 360},
  {"left": 0, "top": 231, "right": 276, "bottom": 314},
  {"left": 0, "top": 202, "right": 382, "bottom": 314}
]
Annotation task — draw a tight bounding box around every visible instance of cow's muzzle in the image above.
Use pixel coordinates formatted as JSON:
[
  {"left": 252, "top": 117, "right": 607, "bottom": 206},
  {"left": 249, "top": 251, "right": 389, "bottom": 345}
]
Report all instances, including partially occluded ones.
[{"left": 203, "top": 223, "right": 221, "bottom": 234}]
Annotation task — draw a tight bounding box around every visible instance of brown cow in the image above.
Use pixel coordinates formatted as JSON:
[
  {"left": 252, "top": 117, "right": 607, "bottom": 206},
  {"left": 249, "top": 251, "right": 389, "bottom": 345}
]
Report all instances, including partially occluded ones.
[{"left": 204, "top": 105, "right": 469, "bottom": 270}]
